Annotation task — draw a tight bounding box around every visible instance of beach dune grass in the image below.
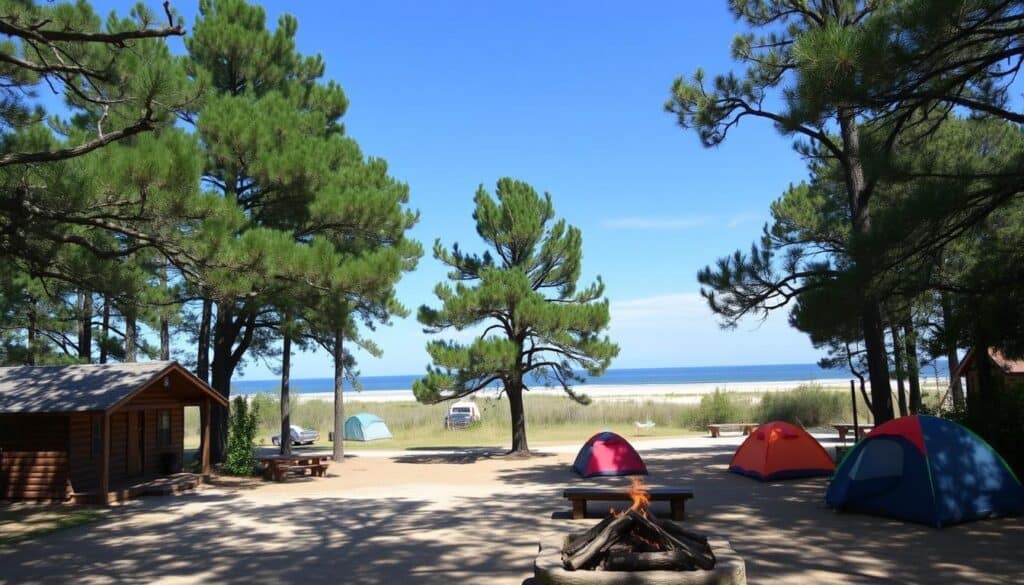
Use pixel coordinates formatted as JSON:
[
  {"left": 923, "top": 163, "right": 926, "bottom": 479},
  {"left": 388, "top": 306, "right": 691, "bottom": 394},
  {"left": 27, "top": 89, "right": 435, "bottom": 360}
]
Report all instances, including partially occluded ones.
[
  {"left": 184, "top": 384, "right": 929, "bottom": 450},
  {"left": 187, "top": 394, "right": 708, "bottom": 450}
]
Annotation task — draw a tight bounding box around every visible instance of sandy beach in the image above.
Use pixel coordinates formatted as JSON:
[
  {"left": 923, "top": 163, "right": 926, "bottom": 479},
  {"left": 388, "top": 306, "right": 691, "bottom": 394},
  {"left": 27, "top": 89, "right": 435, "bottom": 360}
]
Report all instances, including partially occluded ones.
[{"left": 288, "top": 378, "right": 860, "bottom": 404}]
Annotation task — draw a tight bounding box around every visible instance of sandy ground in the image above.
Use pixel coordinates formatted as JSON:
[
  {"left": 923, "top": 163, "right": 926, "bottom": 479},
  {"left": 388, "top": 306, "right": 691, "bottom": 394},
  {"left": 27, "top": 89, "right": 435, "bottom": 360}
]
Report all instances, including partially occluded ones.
[
  {"left": 1, "top": 434, "right": 1020, "bottom": 585},
  {"left": 294, "top": 379, "right": 857, "bottom": 404}
]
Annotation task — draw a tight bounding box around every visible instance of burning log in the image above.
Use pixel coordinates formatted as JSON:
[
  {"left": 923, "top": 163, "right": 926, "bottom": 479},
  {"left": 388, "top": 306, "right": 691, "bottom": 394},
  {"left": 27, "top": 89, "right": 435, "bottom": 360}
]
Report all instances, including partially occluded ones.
[
  {"left": 560, "top": 477, "right": 716, "bottom": 572},
  {"left": 563, "top": 513, "right": 635, "bottom": 570},
  {"left": 656, "top": 518, "right": 709, "bottom": 546},
  {"left": 564, "top": 514, "right": 615, "bottom": 557}
]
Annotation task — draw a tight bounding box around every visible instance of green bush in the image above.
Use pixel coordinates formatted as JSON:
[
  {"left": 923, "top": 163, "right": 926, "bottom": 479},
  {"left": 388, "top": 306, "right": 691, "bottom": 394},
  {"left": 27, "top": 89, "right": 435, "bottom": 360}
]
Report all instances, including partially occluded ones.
[
  {"left": 681, "top": 390, "right": 752, "bottom": 430},
  {"left": 755, "top": 384, "right": 847, "bottom": 427},
  {"left": 222, "top": 396, "right": 260, "bottom": 476},
  {"left": 943, "top": 388, "right": 1024, "bottom": 479}
]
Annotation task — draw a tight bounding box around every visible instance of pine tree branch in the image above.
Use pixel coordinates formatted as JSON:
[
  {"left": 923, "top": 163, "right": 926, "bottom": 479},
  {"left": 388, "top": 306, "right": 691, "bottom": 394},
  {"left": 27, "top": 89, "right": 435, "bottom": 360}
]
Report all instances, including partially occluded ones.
[
  {"left": 0, "top": 112, "right": 156, "bottom": 167},
  {"left": 0, "top": 3, "right": 184, "bottom": 47}
]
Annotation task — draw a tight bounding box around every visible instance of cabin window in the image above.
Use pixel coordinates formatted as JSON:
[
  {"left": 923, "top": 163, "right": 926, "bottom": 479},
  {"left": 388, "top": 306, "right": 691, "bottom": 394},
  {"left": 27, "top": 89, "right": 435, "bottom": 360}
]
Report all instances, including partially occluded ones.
[
  {"left": 158, "top": 411, "right": 172, "bottom": 447},
  {"left": 91, "top": 415, "right": 102, "bottom": 458}
]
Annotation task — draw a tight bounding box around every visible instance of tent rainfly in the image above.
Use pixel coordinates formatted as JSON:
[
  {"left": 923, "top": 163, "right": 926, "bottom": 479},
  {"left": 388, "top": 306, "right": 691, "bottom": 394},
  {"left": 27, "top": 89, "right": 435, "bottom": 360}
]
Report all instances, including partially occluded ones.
[{"left": 344, "top": 413, "right": 393, "bottom": 441}]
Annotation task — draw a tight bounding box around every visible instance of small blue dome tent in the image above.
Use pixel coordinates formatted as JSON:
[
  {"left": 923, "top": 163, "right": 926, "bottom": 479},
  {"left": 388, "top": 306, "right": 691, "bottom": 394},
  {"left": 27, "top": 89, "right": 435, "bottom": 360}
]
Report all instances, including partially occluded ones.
[
  {"left": 344, "top": 413, "right": 393, "bottom": 441},
  {"left": 826, "top": 415, "right": 1024, "bottom": 527}
]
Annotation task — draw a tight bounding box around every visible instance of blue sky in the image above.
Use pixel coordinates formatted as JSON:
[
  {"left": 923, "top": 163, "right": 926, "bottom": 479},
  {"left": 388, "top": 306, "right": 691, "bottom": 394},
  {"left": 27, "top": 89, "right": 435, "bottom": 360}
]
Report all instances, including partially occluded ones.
[{"left": 90, "top": 1, "right": 821, "bottom": 379}]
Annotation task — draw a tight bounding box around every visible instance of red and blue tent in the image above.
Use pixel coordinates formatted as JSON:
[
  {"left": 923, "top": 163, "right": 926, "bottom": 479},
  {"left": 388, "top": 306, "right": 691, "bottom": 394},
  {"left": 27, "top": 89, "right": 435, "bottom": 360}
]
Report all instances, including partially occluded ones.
[
  {"left": 825, "top": 415, "right": 1024, "bottom": 527},
  {"left": 572, "top": 431, "right": 647, "bottom": 477}
]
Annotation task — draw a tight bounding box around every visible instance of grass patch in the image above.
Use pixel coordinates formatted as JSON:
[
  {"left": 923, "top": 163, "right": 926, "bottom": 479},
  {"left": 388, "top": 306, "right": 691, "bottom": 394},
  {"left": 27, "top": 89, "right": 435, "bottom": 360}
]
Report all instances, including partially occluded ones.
[
  {"left": 186, "top": 394, "right": 707, "bottom": 450},
  {"left": 183, "top": 385, "right": 949, "bottom": 450},
  {"left": 0, "top": 507, "right": 106, "bottom": 547}
]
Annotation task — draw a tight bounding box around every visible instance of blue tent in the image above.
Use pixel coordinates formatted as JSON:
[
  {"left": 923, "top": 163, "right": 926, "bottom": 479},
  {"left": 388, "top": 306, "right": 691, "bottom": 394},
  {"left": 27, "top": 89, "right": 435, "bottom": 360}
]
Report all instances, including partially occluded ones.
[
  {"left": 825, "top": 415, "right": 1024, "bottom": 527},
  {"left": 344, "top": 413, "right": 393, "bottom": 441}
]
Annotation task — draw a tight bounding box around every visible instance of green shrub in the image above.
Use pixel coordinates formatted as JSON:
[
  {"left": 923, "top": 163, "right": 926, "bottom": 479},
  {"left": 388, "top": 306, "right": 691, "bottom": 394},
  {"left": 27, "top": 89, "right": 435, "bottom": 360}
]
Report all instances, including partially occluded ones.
[
  {"left": 681, "top": 390, "right": 752, "bottom": 430},
  {"left": 222, "top": 396, "right": 260, "bottom": 476},
  {"left": 943, "top": 389, "right": 1024, "bottom": 479},
  {"left": 755, "top": 384, "right": 847, "bottom": 427}
]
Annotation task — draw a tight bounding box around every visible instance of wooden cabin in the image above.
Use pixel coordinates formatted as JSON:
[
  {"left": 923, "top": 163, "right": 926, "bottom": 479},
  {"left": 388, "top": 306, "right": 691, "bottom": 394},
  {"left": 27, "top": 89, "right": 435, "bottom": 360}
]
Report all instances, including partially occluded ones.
[
  {"left": 954, "top": 348, "right": 1024, "bottom": 403},
  {"left": 0, "top": 361, "right": 226, "bottom": 503}
]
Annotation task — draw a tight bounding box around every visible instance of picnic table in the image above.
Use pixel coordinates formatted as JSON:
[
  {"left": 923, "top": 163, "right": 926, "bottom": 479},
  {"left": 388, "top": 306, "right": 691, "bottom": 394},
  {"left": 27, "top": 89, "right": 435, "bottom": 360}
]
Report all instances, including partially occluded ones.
[
  {"left": 563, "top": 487, "right": 694, "bottom": 521},
  {"left": 833, "top": 424, "right": 874, "bottom": 442},
  {"left": 707, "top": 423, "right": 758, "bottom": 438},
  {"left": 258, "top": 454, "right": 331, "bottom": 482}
]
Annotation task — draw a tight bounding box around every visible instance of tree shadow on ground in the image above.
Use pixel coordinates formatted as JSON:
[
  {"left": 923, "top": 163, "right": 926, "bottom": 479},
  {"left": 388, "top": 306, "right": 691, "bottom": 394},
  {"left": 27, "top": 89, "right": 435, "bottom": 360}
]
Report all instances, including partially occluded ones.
[
  {"left": 396, "top": 450, "right": 556, "bottom": 465},
  {"left": 1, "top": 440, "right": 1021, "bottom": 584},
  {"left": 515, "top": 442, "right": 1023, "bottom": 584},
  {"left": 0, "top": 487, "right": 561, "bottom": 585}
]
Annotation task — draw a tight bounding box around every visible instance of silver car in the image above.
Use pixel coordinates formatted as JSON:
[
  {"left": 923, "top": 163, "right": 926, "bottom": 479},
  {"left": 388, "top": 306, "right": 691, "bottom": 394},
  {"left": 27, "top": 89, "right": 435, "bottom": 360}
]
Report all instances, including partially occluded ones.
[{"left": 272, "top": 425, "right": 320, "bottom": 446}]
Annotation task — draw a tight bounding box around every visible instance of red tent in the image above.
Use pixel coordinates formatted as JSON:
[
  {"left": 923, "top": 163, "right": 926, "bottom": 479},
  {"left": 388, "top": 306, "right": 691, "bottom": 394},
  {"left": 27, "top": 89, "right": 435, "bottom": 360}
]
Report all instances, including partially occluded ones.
[
  {"left": 573, "top": 431, "right": 648, "bottom": 477},
  {"left": 729, "top": 421, "right": 834, "bottom": 481}
]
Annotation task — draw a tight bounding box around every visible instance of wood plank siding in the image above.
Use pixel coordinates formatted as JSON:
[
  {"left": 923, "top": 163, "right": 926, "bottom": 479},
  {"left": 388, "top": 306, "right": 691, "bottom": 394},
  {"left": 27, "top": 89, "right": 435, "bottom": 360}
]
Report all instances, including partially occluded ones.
[
  {"left": 68, "top": 412, "right": 100, "bottom": 493},
  {"left": 0, "top": 414, "right": 70, "bottom": 500}
]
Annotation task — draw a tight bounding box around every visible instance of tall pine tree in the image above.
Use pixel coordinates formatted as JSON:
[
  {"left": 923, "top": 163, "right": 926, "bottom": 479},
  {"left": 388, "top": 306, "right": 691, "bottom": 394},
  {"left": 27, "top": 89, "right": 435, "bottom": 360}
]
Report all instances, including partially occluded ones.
[{"left": 415, "top": 179, "right": 618, "bottom": 454}]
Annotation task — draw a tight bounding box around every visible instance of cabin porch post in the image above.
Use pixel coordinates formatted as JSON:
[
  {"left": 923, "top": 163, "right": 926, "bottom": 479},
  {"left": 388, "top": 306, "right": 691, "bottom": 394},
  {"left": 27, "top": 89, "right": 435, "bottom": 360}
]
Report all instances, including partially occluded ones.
[
  {"left": 98, "top": 411, "right": 110, "bottom": 504},
  {"left": 200, "top": 398, "right": 211, "bottom": 479}
]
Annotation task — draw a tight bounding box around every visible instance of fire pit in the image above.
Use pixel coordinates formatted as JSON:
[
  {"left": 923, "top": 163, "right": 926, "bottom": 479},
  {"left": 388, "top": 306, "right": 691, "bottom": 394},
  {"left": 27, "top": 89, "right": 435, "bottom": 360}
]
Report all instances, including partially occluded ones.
[{"left": 534, "top": 479, "right": 746, "bottom": 584}]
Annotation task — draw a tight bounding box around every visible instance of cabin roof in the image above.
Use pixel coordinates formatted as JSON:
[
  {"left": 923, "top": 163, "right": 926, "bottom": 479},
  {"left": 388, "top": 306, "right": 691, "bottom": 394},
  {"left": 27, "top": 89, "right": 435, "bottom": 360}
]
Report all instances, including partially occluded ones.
[
  {"left": 0, "top": 361, "right": 224, "bottom": 414},
  {"left": 953, "top": 348, "right": 1024, "bottom": 379}
]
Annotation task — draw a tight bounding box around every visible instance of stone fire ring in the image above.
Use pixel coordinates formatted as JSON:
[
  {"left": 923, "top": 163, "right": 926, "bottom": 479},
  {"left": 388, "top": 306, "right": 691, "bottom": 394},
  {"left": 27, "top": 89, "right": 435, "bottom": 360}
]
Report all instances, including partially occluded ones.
[{"left": 534, "top": 538, "right": 747, "bottom": 585}]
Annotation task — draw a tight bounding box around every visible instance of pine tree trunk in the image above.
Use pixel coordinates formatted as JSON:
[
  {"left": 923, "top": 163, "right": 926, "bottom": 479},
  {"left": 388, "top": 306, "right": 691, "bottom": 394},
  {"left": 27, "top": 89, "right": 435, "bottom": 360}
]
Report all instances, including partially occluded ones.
[
  {"left": 863, "top": 303, "right": 895, "bottom": 422},
  {"left": 837, "top": 108, "right": 893, "bottom": 424},
  {"left": 507, "top": 380, "right": 529, "bottom": 454},
  {"left": 971, "top": 328, "right": 995, "bottom": 410},
  {"left": 124, "top": 307, "right": 137, "bottom": 363},
  {"left": 197, "top": 298, "right": 212, "bottom": 383},
  {"left": 26, "top": 299, "right": 36, "bottom": 366},
  {"left": 209, "top": 303, "right": 235, "bottom": 463},
  {"left": 941, "top": 293, "right": 964, "bottom": 409},
  {"left": 903, "top": 321, "right": 921, "bottom": 414},
  {"left": 160, "top": 319, "right": 170, "bottom": 361},
  {"left": 77, "top": 292, "right": 92, "bottom": 362},
  {"left": 279, "top": 326, "right": 291, "bottom": 456},
  {"left": 159, "top": 263, "right": 170, "bottom": 361},
  {"left": 99, "top": 296, "right": 110, "bottom": 364},
  {"left": 333, "top": 329, "right": 345, "bottom": 462},
  {"left": 891, "top": 324, "right": 908, "bottom": 417},
  {"left": 194, "top": 298, "right": 212, "bottom": 466}
]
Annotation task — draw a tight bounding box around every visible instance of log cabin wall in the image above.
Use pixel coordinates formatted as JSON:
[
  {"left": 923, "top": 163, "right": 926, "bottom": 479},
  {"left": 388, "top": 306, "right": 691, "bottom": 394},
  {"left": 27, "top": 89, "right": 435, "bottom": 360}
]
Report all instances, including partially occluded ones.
[
  {"left": 68, "top": 412, "right": 100, "bottom": 493},
  {"left": 0, "top": 414, "right": 70, "bottom": 501}
]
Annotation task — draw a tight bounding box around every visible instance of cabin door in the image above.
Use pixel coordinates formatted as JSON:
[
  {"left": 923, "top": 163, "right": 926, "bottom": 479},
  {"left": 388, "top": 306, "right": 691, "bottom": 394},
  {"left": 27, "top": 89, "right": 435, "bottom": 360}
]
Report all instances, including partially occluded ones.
[{"left": 126, "top": 411, "right": 144, "bottom": 477}]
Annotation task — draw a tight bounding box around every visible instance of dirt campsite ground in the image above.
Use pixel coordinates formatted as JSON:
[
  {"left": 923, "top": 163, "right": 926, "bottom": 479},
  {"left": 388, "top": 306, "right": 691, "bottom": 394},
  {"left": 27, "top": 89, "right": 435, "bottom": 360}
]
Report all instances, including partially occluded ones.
[{"left": 1, "top": 434, "right": 1022, "bottom": 584}]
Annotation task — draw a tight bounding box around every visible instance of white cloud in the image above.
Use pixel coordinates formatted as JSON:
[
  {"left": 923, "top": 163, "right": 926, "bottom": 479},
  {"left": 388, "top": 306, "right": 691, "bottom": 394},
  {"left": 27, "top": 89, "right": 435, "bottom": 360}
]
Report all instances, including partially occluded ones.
[
  {"left": 602, "top": 216, "right": 710, "bottom": 230},
  {"left": 610, "top": 293, "right": 709, "bottom": 323},
  {"left": 606, "top": 291, "right": 819, "bottom": 367},
  {"left": 726, "top": 213, "right": 761, "bottom": 228}
]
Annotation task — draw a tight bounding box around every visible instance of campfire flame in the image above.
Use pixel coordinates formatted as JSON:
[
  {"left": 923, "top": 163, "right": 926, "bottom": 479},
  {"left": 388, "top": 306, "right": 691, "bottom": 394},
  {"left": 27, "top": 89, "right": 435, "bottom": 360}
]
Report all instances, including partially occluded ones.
[{"left": 628, "top": 476, "right": 650, "bottom": 514}]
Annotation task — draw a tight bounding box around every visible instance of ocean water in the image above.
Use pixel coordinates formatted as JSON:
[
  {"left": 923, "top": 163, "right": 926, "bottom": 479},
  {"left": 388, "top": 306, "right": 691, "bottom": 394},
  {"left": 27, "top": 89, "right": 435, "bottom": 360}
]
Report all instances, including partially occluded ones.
[{"left": 231, "top": 361, "right": 949, "bottom": 395}]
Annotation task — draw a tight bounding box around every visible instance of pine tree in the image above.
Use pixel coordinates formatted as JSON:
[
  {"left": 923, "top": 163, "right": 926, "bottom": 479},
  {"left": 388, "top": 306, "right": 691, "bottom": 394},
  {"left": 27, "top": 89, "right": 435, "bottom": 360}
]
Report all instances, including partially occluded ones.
[
  {"left": 185, "top": 0, "right": 419, "bottom": 461},
  {"left": 415, "top": 179, "right": 618, "bottom": 454},
  {"left": 663, "top": 2, "right": 905, "bottom": 426}
]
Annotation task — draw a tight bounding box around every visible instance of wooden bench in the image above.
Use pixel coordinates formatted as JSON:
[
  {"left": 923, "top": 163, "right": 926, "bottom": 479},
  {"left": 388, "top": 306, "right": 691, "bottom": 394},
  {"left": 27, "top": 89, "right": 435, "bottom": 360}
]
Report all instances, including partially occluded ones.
[
  {"left": 707, "top": 423, "right": 758, "bottom": 438},
  {"left": 833, "top": 424, "right": 874, "bottom": 442},
  {"left": 563, "top": 487, "right": 694, "bottom": 520}
]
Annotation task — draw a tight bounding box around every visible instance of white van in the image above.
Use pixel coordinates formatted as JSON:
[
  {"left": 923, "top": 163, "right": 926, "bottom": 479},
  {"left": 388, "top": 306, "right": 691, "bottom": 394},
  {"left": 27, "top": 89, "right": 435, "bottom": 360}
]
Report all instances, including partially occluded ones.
[{"left": 444, "top": 401, "right": 481, "bottom": 429}]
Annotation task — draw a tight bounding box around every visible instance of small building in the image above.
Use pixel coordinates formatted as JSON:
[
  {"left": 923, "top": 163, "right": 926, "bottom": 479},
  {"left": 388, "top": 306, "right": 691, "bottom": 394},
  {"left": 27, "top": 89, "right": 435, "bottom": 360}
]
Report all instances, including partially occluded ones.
[
  {"left": 954, "top": 348, "right": 1024, "bottom": 401},
  {"left": 0, "top": 361, "right": 226, "bottom": 503}
]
